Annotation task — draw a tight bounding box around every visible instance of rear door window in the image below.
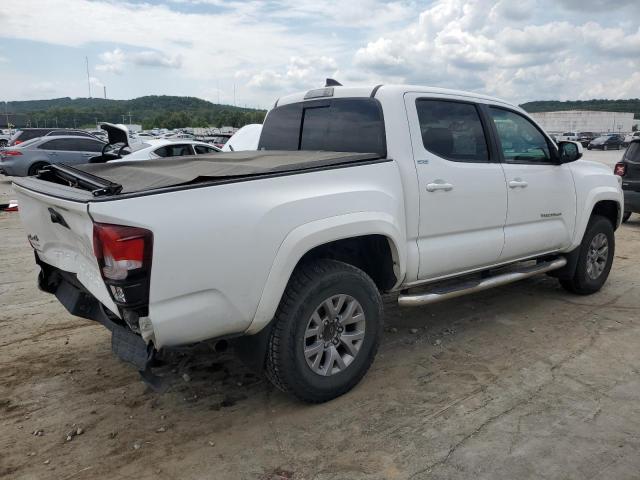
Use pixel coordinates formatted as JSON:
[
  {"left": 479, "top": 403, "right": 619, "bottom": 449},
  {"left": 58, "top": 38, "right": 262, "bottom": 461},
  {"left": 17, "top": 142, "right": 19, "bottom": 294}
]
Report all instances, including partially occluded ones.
[
  {"left": 623, "top": 141, "right": 640, "bottom": 163},
  {"left": 154, "top": 144, "right": 195, "bottom": 157},
  {"left": 194, "top": 145, "right": 218, "bottom": 154},
  {"left": 415, "top": 99, "right": 489, "bottom": 162},
  {"left": 38, "top": 139, "right": 74, "bottom": 151},
  {"left": 259, "top": 98, "right": 386, "bottom": 157}
]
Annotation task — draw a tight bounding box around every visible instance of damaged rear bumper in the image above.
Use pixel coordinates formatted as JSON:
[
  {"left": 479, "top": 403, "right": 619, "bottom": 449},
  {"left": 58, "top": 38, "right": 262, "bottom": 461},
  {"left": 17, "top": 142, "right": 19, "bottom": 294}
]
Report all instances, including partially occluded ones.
[{"left": 38, "top": 259, "right": 155, "bottom": 372}]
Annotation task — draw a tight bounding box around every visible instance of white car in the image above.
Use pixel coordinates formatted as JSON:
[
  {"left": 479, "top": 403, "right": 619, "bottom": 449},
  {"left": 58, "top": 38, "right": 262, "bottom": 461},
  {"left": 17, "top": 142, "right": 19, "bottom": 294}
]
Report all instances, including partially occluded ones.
[
  {"left": 624, "top": 131, "right": 640, "bottom": 146},
  {"left": 557, "top": 131, "right": 580, "bottom": 142},
  {"left": 222, "top": 124, "right": 262, "bottom": 152},
  {"left": 121, "top": 139, "right": 220, "bottom": 161},
  {"left": 13, "top": 84, "right": 622, "bottom": 403},
  {"left": 87, "top": 124, "right": 220, "bottom": 162}
]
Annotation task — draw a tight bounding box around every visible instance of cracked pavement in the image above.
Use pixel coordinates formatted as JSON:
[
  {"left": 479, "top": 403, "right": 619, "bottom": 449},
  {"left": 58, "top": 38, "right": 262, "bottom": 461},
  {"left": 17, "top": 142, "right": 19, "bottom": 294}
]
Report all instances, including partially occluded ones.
[{"left": 2, "top": 150, "right": 640, "bottom": 479}]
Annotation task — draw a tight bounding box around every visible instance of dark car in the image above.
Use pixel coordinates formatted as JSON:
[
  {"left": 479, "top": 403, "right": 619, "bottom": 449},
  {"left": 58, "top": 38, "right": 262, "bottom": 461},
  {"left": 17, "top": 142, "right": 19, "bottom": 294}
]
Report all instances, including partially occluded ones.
[
  {"left": 578, "top": 131, "right": 596, "bottom": 147},
  {"left": 587, "top": 134, "right": 624, "bottom": 151},
  {"left": 8, "top": 128, "right": 98, "bottom": 146},
  {"left": 614, "top": 139, "right": 640, "bottom": 222}
]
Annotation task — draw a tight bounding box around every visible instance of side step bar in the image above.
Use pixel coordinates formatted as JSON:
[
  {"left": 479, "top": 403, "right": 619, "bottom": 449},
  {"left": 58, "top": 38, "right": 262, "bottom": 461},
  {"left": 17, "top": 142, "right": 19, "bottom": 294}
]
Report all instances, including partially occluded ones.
[{"left": 398, "top": 257, "right": 567, "bottom": 307}]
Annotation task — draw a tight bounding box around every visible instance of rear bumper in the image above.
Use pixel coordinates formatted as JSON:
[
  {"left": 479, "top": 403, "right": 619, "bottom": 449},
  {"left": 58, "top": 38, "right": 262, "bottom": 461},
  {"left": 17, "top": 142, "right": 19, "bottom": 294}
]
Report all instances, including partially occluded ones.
[
  {"left": 623, "top": 188, "right": 640, "bottom": 213},
  {"left": 37, "top": 258, "right": 155, "bottom": 371}
]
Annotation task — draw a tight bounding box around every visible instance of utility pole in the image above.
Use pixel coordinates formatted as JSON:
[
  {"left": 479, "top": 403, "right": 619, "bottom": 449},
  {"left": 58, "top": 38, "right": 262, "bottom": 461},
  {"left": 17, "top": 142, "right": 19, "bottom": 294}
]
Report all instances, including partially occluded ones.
[
  {"left": 121, "top": 114, "right": 126, "bottom": 124},
  {"left": 103, "top": 86, "right": 107, "bottom": 99},
  {"left": 4, "top": 101, "right": 8, "bottom": 130},
  {"left": 55, "top": 117, "right": 58, "bottom": 128},
  {"left": 233, "top": 83, "right": 236, "bottom": 106},
  {"left": 85, "top": 56, "right": 92, "bottom": 98},
  {"left": 127, "top": 111, "right": 132, "bottom": 124}
]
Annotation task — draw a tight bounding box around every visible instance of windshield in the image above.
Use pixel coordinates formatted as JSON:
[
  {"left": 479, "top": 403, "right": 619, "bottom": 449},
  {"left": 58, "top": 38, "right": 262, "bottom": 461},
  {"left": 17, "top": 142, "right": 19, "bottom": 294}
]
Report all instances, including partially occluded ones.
[{"left": 258, "top": 97, "right": 386, "bottom": 157}]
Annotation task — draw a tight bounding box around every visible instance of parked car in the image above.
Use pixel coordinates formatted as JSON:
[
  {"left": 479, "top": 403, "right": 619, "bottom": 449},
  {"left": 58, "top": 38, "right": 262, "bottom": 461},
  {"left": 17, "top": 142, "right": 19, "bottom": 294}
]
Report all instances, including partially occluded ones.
[
  {"left": 578, "top": 132, "right": 596, "bottom": 147},
  {"left": 210, "top": 133, "right": 233, "bottom": 149},
  {"left": 623, "top": 131, "right": 640, "bottom": 147},
  {"left": 588, "top": 134, "right": 624, "bottom": 150},
  {"left": 8, "top": 128, "right": 99, "bottom": 147},
  {"left": 222, "top": 124, "right": 262, "bottom": 152},
  {"left": 88, "top": 123, "right": 220, "bottom": 162},
  {"left": 557, "top": 131, "right": 580, "bottom": 142},
  {"left": 0, "top": 135, "right": 105, "bottom": 176},
  {"left": 614, "top": 138, "right": 640, "bottom": 222},
  {"left": 12, "top": 84, "right": 622, "bottom": 403}
]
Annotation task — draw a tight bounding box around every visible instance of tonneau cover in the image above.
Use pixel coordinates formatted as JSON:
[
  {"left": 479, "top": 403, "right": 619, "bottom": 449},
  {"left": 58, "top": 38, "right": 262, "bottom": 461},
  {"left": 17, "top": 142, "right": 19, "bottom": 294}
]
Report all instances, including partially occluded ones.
[{"left": 75, "top": 150, "right": 381, "bottom": 194}]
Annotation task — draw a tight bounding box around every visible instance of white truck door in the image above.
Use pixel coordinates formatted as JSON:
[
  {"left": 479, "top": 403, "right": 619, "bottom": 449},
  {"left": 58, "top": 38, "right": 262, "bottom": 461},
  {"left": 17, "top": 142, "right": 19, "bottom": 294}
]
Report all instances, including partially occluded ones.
[
  {"left": 485, "top": 106, "right": 576, "bottom": 261},
  {"left": 404, "top": 94, "right": 508, "bottom": 280}
]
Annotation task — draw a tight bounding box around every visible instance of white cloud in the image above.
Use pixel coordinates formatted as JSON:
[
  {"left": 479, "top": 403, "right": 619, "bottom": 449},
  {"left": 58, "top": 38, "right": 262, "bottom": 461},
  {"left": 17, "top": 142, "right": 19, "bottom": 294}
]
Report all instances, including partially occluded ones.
[
  {"left": 96, "top": 48, "right": 183, "bottom": 74},
  {"left": 0, "top": 0, "right": 638, "bottom": 105}
]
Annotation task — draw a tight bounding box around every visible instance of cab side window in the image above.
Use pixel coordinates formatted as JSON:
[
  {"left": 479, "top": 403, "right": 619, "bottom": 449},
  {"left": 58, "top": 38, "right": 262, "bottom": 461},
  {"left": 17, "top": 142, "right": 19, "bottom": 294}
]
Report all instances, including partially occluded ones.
[
  {"left": 489, "top": 108, "right": 552, "bottom": 163},
  {"left": 416, "top": 99, "right": 489, "bottom": 162}
]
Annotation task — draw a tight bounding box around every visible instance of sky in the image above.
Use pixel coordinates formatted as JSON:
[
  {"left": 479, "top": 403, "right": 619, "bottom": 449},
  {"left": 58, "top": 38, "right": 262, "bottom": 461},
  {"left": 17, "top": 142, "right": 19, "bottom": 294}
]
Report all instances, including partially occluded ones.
[{"left": 0, "top": 0, "right": 639, "bottom": 109}]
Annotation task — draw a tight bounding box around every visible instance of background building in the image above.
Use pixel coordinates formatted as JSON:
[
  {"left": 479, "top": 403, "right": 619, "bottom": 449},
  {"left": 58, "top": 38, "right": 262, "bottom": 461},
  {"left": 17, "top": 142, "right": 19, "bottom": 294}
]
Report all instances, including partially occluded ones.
[{"left": 529, "top": 110, "right": 634, "bottom": 133}]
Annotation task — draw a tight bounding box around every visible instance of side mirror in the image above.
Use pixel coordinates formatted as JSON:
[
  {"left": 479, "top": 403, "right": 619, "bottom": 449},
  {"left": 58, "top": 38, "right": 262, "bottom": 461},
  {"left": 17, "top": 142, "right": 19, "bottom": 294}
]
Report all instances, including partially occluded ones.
[{"left": 558, "top": 141, "right": 582, "bottom": 163}]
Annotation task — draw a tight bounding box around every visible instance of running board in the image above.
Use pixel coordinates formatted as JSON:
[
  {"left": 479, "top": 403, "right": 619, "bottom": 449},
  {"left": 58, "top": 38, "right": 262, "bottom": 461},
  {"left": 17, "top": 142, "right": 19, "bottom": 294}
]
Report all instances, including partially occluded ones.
[{"left": 398, "top": 257, "right": 567, "bottom": 307}]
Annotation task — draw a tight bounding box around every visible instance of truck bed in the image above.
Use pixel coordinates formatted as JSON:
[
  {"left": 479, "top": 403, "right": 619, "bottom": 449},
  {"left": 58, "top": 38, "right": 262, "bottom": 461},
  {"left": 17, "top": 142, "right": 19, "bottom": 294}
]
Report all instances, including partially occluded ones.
[{"left": 33, "top": 150, "right": 384, "bottom": 196}]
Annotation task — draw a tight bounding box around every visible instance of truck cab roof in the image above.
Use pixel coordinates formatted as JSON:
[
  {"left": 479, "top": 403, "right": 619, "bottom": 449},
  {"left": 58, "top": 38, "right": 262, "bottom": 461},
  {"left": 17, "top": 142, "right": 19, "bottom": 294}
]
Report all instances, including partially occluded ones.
[{"left": 276, "top": 84, "right": 519, "bottom": 111}]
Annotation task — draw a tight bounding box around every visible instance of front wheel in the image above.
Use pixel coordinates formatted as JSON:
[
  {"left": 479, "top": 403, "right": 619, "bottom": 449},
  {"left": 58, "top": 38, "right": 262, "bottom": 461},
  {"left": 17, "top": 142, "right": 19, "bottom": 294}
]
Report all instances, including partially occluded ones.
[
  {"left": 266, "top": 259, "right": 383, "bottom": 403},
  {"left": 622, "top": 211, "right": 632, "bottom": 223},
  {"left": 560, "top": 215, "right": 615, "bottom": 295}
]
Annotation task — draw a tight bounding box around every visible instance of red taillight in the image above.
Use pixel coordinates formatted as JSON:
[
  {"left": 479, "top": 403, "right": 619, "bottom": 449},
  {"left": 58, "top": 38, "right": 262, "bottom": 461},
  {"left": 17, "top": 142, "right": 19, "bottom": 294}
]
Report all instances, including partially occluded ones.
[
  {"left": 3, "top": 150, "right": 22, "bottom": 156},
  {"left": 93, "top": 223, "right": 153, "bottom": 281},
  {"left": 14, "top": 140, "right": 23, "bottom": 145},
  {"left": 614, "top": 162, "right": 627, "bottom": 177}
]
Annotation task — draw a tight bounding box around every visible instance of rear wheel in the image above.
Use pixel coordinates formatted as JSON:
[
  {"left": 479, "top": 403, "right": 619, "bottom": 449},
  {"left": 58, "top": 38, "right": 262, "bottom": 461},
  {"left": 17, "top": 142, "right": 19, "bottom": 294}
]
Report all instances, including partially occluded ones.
[
  {"left": 0, "top": 139, "right": 7, "bottom": 148},
  {"left": 560, "top": 215, "right": 614, "bottom": 295},
  {"left": 28, "top": 162, "right": 49, "bottom": 176},
  {"left": 622, "top": 211, "right": 632, "bottom": 223},
  {"left": 266, "top": 259, "right": 383, "bottom": 403}
]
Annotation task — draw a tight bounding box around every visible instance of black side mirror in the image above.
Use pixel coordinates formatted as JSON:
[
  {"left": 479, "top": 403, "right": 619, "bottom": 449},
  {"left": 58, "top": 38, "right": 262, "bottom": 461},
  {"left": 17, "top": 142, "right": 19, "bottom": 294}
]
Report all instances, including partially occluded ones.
[{"left": 558, "top": 141, "right": 582, "bottom": 163}]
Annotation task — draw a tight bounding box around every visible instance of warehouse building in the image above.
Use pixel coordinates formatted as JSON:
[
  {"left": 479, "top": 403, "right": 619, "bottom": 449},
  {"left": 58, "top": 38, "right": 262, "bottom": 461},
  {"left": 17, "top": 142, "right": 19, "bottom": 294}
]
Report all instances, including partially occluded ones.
[{"left": 529, "top": 110, "right": 634, "bottom": 134}]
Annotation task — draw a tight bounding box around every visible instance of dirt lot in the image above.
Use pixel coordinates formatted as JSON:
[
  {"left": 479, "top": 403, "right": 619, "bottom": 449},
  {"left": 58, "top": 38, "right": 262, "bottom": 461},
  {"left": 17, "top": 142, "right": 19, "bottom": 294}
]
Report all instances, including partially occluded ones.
[{"left": 2, "top": 150, "right": 640, "bottom": 480}]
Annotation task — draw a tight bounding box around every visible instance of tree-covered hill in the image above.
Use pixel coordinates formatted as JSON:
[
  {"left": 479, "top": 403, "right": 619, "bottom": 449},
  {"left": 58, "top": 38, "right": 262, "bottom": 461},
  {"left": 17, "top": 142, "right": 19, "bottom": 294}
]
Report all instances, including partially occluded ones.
[
  {"left": 521, "top": 99, "right": 640, "bottom": 119},
  {"left": 3, "top": 95, "right": 266, "bottom": 130}
]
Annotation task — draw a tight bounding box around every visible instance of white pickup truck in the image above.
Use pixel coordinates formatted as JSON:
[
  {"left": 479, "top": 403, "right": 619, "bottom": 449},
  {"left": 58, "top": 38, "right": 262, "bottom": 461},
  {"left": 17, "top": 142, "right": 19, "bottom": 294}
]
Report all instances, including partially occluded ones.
[{"left": 13, "top": 84, "right": 623, "bottom": 402}]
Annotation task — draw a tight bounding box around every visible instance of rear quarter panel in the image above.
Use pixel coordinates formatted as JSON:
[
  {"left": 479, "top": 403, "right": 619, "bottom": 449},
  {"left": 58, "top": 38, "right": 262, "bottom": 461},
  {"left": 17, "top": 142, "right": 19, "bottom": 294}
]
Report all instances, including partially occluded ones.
[{"left": 88, "top": 161, "right": 406, "bottom": 347}]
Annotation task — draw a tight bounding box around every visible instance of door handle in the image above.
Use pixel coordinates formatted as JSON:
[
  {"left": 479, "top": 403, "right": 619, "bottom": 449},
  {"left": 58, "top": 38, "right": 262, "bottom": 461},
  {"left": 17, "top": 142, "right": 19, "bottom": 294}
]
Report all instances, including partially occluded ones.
[
  {"left": 426, "top": 180, "right": 454, "bottom": 192},
  {"left": 508, "top": 178, "right": 528, "bottom": 188}
]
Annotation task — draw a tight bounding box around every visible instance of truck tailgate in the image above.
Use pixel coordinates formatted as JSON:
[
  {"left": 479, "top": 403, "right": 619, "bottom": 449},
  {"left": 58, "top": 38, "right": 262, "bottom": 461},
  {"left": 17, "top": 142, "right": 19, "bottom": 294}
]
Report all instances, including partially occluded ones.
[{"left": 13, "top": 184, "right": 119, "bottom": 315}]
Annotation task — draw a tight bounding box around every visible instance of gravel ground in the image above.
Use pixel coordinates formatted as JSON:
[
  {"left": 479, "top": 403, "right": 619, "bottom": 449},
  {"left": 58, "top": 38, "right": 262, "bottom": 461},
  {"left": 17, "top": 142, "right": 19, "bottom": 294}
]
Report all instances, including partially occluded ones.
[{"left": 2, "top": 149, "right": 640, "bottom": 480}]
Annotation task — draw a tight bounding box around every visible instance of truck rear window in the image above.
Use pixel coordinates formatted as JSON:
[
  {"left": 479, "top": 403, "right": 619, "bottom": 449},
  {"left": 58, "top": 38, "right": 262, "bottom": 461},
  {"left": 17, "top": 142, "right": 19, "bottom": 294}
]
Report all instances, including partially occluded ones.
[{"left": 258, "top": 98, "right": 386, "bottom": 157}]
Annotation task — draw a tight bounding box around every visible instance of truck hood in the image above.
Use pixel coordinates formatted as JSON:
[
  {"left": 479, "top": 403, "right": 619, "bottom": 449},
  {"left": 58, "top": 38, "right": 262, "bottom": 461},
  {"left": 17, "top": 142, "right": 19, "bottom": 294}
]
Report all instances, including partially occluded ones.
[{"left": 101, "top": 123, "right": 130, "bottom": 148}]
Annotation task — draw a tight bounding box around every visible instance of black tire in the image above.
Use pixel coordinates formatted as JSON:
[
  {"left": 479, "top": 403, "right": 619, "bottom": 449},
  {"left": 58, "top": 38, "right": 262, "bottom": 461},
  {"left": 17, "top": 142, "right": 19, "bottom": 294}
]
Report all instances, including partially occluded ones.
[
  {"left": 560, "top": 215, "right": 615, "bottom": 295},
  {"left": 266, "top": 259, "right": 383, "bottom": 403},
  {"left": 622, "top": 211, "right": 632, "bottom": 223},
  {"left": 587, "top": 145, "right": 592, "bottom": 150},
  {"left": 28, "top": 162, "right": 49, "bottom": 176},
  {"left": 0, "top": 140, "right": 7, "bottom": 148}
]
